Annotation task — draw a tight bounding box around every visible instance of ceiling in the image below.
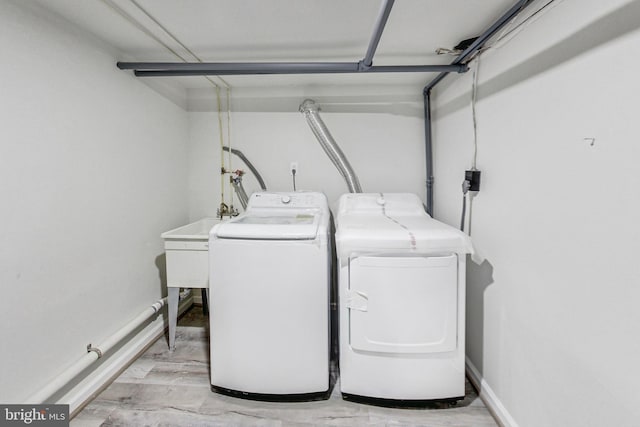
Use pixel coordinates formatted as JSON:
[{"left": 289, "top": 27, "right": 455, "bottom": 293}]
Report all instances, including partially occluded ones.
[{"left": 31, "top": 0, "right": 518, "bottom": 111}]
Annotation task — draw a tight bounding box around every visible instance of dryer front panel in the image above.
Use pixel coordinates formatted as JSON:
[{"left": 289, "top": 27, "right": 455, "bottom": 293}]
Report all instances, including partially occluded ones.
[{"left": 347, "top": 254, "right": 458, "bottom": 354}]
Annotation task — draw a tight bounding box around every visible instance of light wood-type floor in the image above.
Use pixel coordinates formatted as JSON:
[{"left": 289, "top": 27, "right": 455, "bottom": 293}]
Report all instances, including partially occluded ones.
[{"left": 72, "top": 306, "right": 497, "bottom": 427}]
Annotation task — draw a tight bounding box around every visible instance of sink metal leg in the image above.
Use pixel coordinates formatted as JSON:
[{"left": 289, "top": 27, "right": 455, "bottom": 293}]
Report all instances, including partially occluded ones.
[
  {"left": 168, "top": 287, "right": 179, "bottom": 351},
  {"left": 201, "top": 288, "right": 209, "bottom": 315}
]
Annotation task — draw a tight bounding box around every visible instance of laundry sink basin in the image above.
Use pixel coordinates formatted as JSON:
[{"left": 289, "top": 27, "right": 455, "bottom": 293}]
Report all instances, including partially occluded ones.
[
  {"left": 162, "top": 217, "right": 221, "bottom": 250},
  {"left": 161, "top": 217, "right": 221, "bottom": 242},
  {"left": 161, "top": 218, "right": 221, "bottom": 283},
  {"left": 161, "top": 217, "right": 222, "bottom": 350}
]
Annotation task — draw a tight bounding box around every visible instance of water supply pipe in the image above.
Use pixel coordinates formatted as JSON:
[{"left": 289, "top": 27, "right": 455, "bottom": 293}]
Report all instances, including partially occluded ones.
[
  {"left": 222, "top": 146, "right": 267, "bottom": 191},
  {"left": 299, "top": 99, "right": 362, "bottom": 193},
  {"left": 27, "top": 297, "right": 168, "bottom": 404}
]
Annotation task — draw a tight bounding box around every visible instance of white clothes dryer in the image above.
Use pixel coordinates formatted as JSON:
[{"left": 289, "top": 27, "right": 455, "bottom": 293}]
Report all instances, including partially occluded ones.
[
  {"left": 336, "top": 193, "right": 473, "bottom": 402},
  {"left": 209, "top": 192, "right": 331, "bottom": 400}
]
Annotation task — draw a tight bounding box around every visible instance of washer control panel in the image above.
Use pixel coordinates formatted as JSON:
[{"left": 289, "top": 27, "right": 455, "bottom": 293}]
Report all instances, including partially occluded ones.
[{"left": 248, "top": 192, "right": 325, "bottom": 209}]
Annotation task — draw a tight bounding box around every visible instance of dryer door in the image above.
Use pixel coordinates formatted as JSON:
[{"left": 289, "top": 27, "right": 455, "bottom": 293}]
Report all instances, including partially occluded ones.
[{"left": 348, "top": 254, "right": 458, "bottom": 354}]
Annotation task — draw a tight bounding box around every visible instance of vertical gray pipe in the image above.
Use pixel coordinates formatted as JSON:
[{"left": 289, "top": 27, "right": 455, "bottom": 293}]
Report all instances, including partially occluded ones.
[
  {"left": 423, "top": 89, "right": 434, "bottom": 216},
  {"left": 361, "top": 0, "right": 395, "bottom": 68},
  {"left": 299, "top": 99, "right": 362, "bottom": 193}
]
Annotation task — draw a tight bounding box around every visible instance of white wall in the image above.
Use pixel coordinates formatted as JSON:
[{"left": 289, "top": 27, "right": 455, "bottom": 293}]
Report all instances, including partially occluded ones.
[
  {"left": 432, "top": 0, "right": 640, "bottom": 426},
  {"left": 188, "top": 110, "right": 426, "bottom": 219},
  {"left": 0, "top": 1, "right": 189, "bottom": 402}
]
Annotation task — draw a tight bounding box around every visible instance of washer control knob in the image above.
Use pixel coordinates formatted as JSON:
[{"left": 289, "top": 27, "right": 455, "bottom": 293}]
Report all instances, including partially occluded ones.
[{"left": 281, "top": 195, "right": 291, "bottom": 204}]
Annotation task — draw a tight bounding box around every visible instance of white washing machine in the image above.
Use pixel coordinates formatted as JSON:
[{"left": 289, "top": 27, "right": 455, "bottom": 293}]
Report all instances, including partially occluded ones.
[
  {"left": 208, "top": 191, "right": 331, "bottom": 399},
  {"left": 336, "top": 193, "right": 473, "bottom": 402}
]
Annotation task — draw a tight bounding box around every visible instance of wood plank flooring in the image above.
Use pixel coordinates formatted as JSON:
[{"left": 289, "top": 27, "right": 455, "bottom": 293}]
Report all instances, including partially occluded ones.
[{"left": 72, "top": 306, "right": 497, "bottom": 427}]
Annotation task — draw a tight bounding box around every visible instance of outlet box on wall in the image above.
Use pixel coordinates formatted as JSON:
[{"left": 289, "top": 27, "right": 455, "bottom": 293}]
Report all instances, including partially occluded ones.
[{"left": 465, "top": 170, "right": 481, "bottom": 192}]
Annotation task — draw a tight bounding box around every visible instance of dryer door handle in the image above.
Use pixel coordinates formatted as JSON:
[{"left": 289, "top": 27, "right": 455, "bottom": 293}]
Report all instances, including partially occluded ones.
[{"left": 346, "top": 290, "right": 368, "bottom": 312}]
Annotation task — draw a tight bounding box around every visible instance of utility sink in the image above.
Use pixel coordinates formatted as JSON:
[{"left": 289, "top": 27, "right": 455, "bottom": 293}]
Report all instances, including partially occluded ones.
[
  {"left": 161, "top": 217, "right": 221, "bottom": 248},
  {"left": 161, "top": 217, "right": 221, "bottom": 287},
  {"left": 161, "top": 217, "right": 221, "bottom": 349}
]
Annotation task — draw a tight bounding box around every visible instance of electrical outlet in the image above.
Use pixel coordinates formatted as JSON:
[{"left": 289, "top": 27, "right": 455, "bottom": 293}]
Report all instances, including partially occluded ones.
[
  {"left": 290, "top": 162, "right": 298, "bottom": 175},
  {"left": 465, "top": 170, "right": 481, "bottom": 192}
]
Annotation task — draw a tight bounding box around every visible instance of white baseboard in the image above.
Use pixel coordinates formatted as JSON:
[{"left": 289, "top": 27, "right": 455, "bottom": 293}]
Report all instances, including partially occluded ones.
[
  {"left": 62, "top": 295, "right": 194, "bottom": 417},
  {"left": 466, "top": 357, "right": 519, "bottom": 427}
]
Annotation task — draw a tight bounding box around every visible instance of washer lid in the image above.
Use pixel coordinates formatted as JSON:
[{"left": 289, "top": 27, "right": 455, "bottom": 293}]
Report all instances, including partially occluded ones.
[{"left": 213, "top": 211, "right": 320, "bottom": 240}]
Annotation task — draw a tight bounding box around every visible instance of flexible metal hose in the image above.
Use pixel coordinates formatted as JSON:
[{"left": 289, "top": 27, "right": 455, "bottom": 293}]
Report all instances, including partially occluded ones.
[
  {"left": 231, "top": 177, "right": 249, "bottom": 210},
  {"left": 299, "top": 99, "right": 362, "bottom": 193}
]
